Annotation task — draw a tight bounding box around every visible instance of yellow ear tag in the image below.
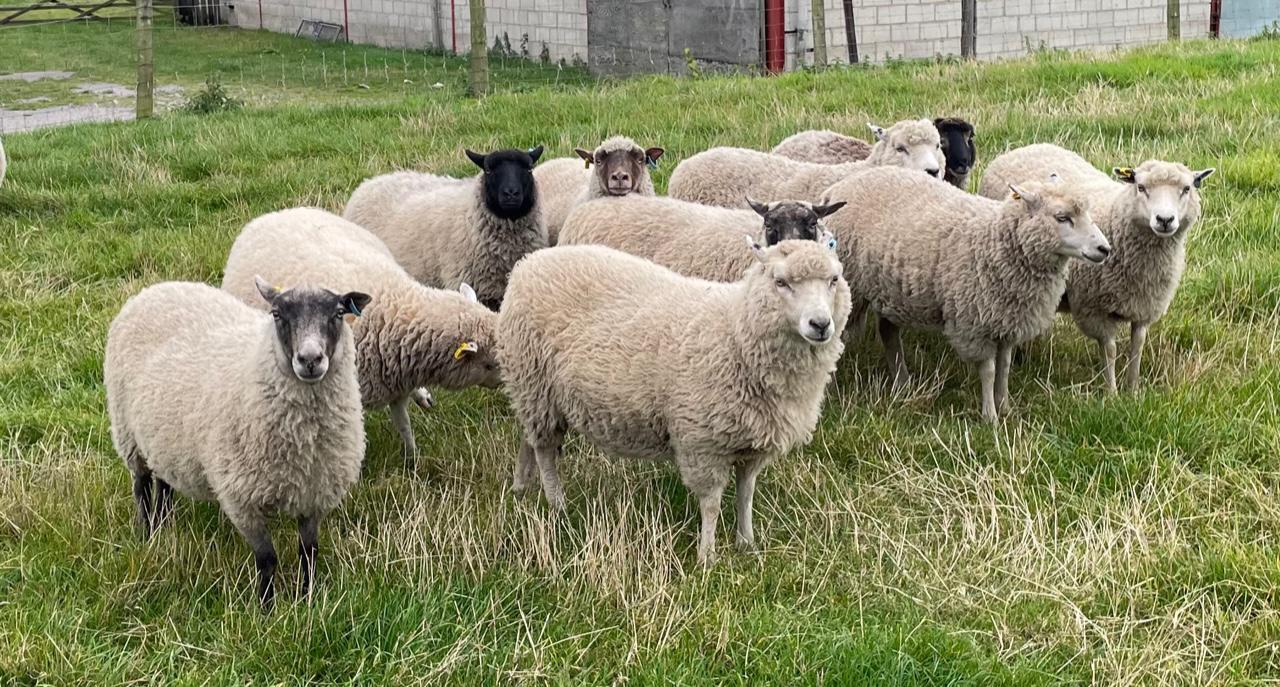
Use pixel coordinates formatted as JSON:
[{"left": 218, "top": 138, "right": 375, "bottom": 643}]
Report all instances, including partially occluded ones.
[
  {"left": 583, "top": 158, "right": 592, "bottom": 169},
  {"left": 453, "top": 341, "right": 478, "bottom": 361},
  {"left": 1010, "top": 191, "right": 1022, "bottom": 200}
]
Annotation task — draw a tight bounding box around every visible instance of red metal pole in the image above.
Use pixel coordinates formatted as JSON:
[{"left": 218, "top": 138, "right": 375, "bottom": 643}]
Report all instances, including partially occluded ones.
[{"left": 765, "top": 0, "right": 784, "bottom": 73}]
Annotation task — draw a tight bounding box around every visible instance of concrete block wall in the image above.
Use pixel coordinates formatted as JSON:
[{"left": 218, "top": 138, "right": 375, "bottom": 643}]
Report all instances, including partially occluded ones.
[
  {"left": 227, "top": 0, "right": 588, "bottom": 63},
  {"left": 1220, "top": 0, "right": 1280, "bottom": 38},
  {"left": 976, "top": 0, "right": 1212, "bottom": 60}
]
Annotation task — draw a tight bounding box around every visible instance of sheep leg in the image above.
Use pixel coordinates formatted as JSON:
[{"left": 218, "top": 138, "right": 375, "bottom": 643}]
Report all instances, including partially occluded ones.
[
  {"left": 234, "top": 518, "right": 278, "bottom": 610},
  {"left": 734, "top": 459, "right": 766, "bottom": 552},
  {"left": 533, "top": 439, "right": 566, "bottom": 511},
  {"left": 995, "top": 342, "right": 1013, "bottom": 414},
  {"left": 878, "top": 316, "right": 909, "bottom": 388},
  {"left": 153, "top": 478, "right": 174, "bottom": 530},
  {"left": 844, "top": 300, "right": 869, "bottom": 343},
  {"left": 389, "top": 395, "right": 418, "bottom": 459},
  {"left": 693, "top": 480, "right": 727, "bottom": 567},
  {"left": 297, "top": 515, "right": 320, "bottom": 599},
  {"left": 978, "top": 357, "right": 998, "bottom": 422},
  {"left": 131, "top": 466, "right": 154, "bottom": 540},
  {"left": 511, "top": 440, "right": 539, "bottom": 494},
  {"left": 1124, "top": 323, "right": 1149, "bottom": 392},
  {"left": 410, "top": 387, "right": 435, "bottom": 410},
  {"left": 1098, "top": 336, "right": 1118, "bottom": 394}
]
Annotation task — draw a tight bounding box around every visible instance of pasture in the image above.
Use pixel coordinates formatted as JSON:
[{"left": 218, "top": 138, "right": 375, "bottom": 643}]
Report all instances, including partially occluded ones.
[{"left": 1, "top": 23, "right": 1278, "bottom": 685}]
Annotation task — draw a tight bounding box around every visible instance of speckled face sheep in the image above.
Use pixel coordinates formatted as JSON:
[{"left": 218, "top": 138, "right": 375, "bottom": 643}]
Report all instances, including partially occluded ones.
[
  {"left": 748, "top": 198, "right": 846, "bottom": 246},
  {"left": 576, "top": 137, "right": 664, "bottom": 196},
  {"left": 105, "top": 280, "right": 370, "bottom": 609},
  {"left": 497, "top": 238, "right": 850, "bottom": 565},
  {"left": 934, "top": 117, "right": 976, "bottom": 189},
  {"left": 824, "top": 166, "right": 1110, "bottom": 422},
  {"left": 977, "top": 144, "right": 1215, "bottom": 392}
]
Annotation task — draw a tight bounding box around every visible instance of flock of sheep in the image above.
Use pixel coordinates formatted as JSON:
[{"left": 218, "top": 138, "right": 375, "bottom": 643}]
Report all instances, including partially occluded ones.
[{"left": 102, "top": 116, "right": 1215, "bottom": 607}]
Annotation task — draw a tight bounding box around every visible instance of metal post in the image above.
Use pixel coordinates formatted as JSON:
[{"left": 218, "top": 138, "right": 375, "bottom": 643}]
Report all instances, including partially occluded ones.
[
  {"left": 842, "top": 0, "right": 857, "bottom": 63},
  {"left": 810, "top": 0, "right": 827, "bottom": 66},
  {"left": 1167, "top": 0, "right": 1180, "bottom": 39},
  {"left": 468, "top": 0, "right": 487, "bottom": 96},
  {"left": 961, "top": 0, "right": 976, "bottom": 59},
  {"left": 136, "top": 0, "right": 153, "bottom": 118}
]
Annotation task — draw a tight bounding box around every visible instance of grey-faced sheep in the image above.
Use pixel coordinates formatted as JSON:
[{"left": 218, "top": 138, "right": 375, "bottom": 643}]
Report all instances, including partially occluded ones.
[
  {"left": 978, "top": 144, "right": 1215, "bottom": 392},
  {"left": 772, "top": 117, "right": 977, "bottom": 190},
  {"left": 667, "top": 118, "right": 944, "bottom": 209},
  {"left": 496, "top": 239, "right": 851, "bottom": 565},
  {"left": 341, "top": 146, "right": 546, "bottom": 310},
  {"left": 824, "top": 166, "right": 1111, "bottom": 422},
  {"left": 222, "top": 208, "right": 501, "bottom": 457},
  {"left": 105, "top": 280, "right": 371, "bottom": 608},
  {"left": 534, "top": 135, "right": 664, "bottom": 245},
  {"left": 559, "top": 195, "right": 845, "bottom": 281}
]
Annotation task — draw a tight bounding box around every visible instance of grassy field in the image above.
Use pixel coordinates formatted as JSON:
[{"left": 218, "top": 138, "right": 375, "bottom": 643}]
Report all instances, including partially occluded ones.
[{"left": 2, "top": 23, "right": 1280, "bottom": 685}]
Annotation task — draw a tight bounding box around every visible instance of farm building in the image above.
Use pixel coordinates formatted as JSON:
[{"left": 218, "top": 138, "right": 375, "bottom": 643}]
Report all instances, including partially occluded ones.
[{"left": 225, "top": 0, "right": 1276, "bottom": 76}]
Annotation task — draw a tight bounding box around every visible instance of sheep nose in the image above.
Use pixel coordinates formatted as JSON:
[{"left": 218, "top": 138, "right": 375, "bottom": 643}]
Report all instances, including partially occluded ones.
[
  {"left": 611, "top": 171, "right": 630, "bottom": 183},
  {"left": 296, "top": 350, "right": 324, "bottom": 370},
  {"left": 1097, "top": 245, "right": 1111, "bottom": 257},
  {"left": 926, "top": 168, "right": 941, "bottom": 178},
  {"left": 809, "top": 317, "right": 832, "bottom": 336},
  {"left": 1156, "top": 214, "right": 1174, "bottom": 227}
]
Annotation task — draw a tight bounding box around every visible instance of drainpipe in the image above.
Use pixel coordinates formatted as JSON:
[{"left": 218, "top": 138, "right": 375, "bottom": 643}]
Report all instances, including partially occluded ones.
[{"left": 764, "top": 0, "right": 784, "bottom": 73}]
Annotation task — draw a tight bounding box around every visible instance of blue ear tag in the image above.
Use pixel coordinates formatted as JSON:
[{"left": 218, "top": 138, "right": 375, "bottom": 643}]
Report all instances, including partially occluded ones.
[
  {"left": 826, "top": 236, "right": 838, "bottom": 250},
  {"left": 645, "top": 155, "right": 659, "bottom": 170},
  {"left": 346, "top": 298, "right": 362, "bottom": 317}
]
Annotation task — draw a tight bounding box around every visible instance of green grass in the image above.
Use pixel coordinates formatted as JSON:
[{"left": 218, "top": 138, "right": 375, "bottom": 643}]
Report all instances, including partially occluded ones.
[{"left": 3, "top": 24, "right": 1280, "bottom": 685}]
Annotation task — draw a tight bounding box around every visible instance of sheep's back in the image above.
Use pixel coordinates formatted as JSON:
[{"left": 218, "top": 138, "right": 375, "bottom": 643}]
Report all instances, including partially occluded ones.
[
  {"left": 773, "top": 130, "right": 873, "bottom": 164},
  {"left": 534, "top": 157, "right": 591, "bottom": 244},
  {"left": 978, "top": 143, "right": 1115, "bottom": 200}
]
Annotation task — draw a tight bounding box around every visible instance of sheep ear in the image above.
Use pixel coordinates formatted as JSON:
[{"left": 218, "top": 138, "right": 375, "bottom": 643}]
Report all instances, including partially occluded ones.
[
  {"left": 1193, "top": 168, "right": 1215, "bottom": 187},
  {"left": 1008, "top": 184, "right": 1040, "bottom": 208},
  {"left": 745, "top": 234, "right": 767, "bottom": 263},
  {"left": 526, "top": 145, "right": 544, "bottom": 163},
  {"left": 453, "top": 341, "right": 479, "bottom": 360},
  {"left": 813, "top": 200, "right": 847, "bottom": 218},
  {"left": 254, "top": 275, "right": 280, "bottom": 304},
  {"left": 1048, "top": 172, "right": 1061, "bottom": 184},
  {"left": 465, "top": 149, "right": 487, "bottom": 169},
  {"left": 644, "top": 147, "right": 665, "bottom": 168},
  {"left": 458, "top": 282, "right": 478, "bottom": 303},
  {"left": 1112, "top": 167, "right": 1137, "bottom": 184},
  {"left": 574, "top": 147, "right": 593, "bottom": 166},
  {"left": 867, "top": 123, "right": 887, "bottom": 142},
  {"left": 746, "top": 197, "right": 771, "bottom": 217},
  {"left": 820, "top": 230, "right": 838, "bottom": 250},
  {"left": 339, "top": 291, "right": 372, "bottom": 317}
]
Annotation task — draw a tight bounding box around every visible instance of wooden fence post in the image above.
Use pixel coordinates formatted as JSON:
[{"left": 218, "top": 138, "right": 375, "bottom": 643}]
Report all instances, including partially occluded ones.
[
  {"left": 136, "top": 0, "right": 153, "bottom": 118},
  {"left": 1167, "top": 0, "right": 1181, "bottom": 39},
  {"left": 961, "top": 0, "right": 976, "bottom": 59},
  {"left": 468, "top": 0, "right": 488, "bottom": 96},
  {"left": 810, "top": 0, "right": 827, "bottom": 66}
]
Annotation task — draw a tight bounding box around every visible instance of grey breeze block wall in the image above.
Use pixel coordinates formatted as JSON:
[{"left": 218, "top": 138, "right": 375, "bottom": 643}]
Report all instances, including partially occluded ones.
[{"left": 228, "top": 0, "right": 1215, "bottom": 74}]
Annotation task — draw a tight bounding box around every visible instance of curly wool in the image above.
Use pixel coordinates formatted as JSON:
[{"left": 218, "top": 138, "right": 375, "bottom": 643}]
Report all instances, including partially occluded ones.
[
  {"left": 534, "top": 136, "right": 658, "bottom": 245},
  {"left": 342, "top": 170, "right": 462, "bottom": 231},
  {"left": 772, "top": 129, "right": 873, "bottom": 164},
  {"left": 343, "top": 173, "right": 545, "bottom": 308},
  {"left": 105, "top": 281, "right": 365, "bottom": 532},
  {"left": 222, "top": 208, "right": 499, "bottom": 411},
  {"left": 978, "top": 145, "right": 1203, "bottom": 345},
  {"left": 826, "top": 167, "right": 1073, "bottom": 362},
  {"left": 559, "top": 195, "right": 825, "bottom": 282},
  {"left": 667, "top": 119, "right": 940, "bottom": 209}
]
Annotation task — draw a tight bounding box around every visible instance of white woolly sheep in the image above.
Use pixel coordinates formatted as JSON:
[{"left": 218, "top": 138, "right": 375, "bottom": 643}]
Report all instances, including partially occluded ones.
[
  {"left": 496, "top": 239, "right": 850, "bottom": 565},
  {"left": 343, "top": 170, "right": 462, "bottom": 231},
  {"left": 222, "top": 208, "right": 501, "bottom": 457},
  {"left": 667, "top": 118, "right": 944, "bottom": 209},
  {"left": 105, "top": 280, "right": 370, "bottom": 608},
  {"left": 534, "top": 135, "right": 664, "bottom": 245},
  {"left": 559, "top": 195, "right": 845, "bottom": 281},
  {"left": 978, "top": 144, "right": 1215, "bottom": 392},
  {"left": 823, "top": 166, "right": 1111, "bottom": 421},
  {"left": 342, "top": 146, "right": 547, "bottom": 310},
  {"left": 774, "top": 117, "right": 977, "bottom": 190}
]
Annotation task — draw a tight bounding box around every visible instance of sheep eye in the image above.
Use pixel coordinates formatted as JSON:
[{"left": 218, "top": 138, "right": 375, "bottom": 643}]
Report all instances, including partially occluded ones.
[
  {"left": 775, "top": 278, "right": 789, "bottom": 289},
  {"left": 1055, "top": 215, "right": 1073, "bottom": 224},
  {"left": 1137, "top": 185, "right": 1147, "bottom": 194},
  {"left": 271, "top": 310, "right": 282, "bottom": 320},
  {"left": 829, "top": 276, "right": 839, "bottom": 287},
  {"left": 895, "top": 145, "right": 908, "bottom": 154},
  {"left": 1181, "top": 186, "right": 1191, "bottom": 195}
]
